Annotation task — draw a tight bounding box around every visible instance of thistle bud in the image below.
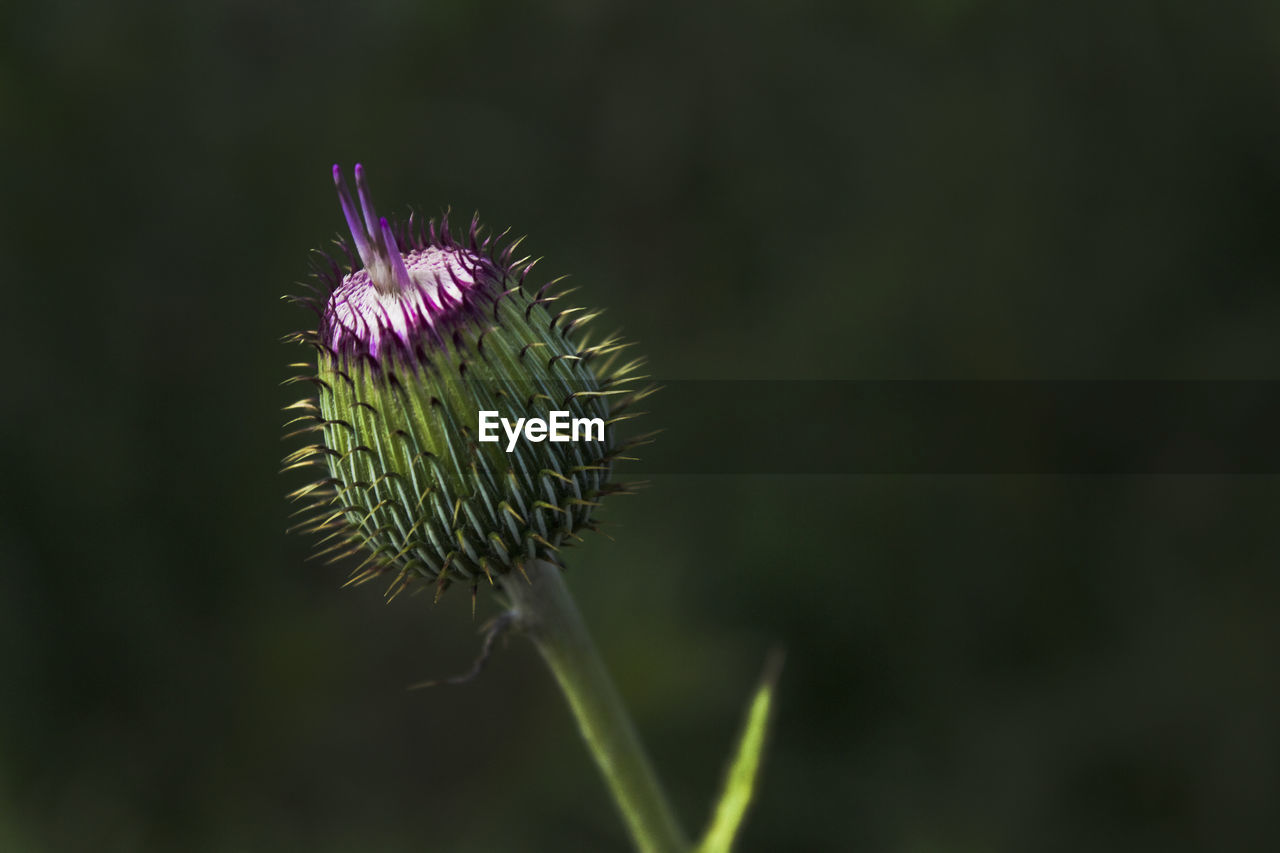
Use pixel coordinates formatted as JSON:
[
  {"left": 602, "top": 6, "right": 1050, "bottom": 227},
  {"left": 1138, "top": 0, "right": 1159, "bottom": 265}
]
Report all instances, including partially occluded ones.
[{"left": 284, "top": 165, "right": 646, "bottom": 606}]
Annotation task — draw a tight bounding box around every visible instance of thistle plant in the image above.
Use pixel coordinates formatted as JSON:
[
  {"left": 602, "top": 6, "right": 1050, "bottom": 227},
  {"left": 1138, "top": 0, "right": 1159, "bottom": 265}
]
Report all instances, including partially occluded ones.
[{"left": 283, "top": 165, "right": 778, "bottom": 853}]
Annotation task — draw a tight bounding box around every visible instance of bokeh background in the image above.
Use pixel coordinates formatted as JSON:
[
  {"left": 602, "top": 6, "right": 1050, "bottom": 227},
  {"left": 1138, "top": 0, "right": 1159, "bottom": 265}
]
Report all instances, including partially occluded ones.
[{"left": 3, "top": 1, "right": 1280, "bottom": 850}]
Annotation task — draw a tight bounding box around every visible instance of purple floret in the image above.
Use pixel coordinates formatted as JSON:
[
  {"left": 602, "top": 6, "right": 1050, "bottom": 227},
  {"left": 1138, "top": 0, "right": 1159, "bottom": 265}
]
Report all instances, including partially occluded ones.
[{"left": 321, "top": 165, "right": 501, "bottom": 362}]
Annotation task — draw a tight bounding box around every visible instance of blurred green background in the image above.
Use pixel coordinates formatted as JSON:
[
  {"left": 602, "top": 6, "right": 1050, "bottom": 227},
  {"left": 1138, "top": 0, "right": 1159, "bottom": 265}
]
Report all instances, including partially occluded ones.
[{"left": 3, "top": 1, "right": 1280, "bottom": 850}]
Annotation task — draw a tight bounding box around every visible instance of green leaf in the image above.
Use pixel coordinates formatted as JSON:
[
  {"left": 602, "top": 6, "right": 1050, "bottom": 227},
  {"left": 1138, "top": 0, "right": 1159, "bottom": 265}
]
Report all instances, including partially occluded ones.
[{"left": 696, "top": 649, "right": 785, "bottom": 853}]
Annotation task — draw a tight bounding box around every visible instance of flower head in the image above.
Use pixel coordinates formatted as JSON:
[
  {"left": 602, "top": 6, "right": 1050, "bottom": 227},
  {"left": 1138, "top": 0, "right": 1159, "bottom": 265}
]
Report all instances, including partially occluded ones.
[{"left": 283, "top": 165, "right": 648, "bottom": 608}]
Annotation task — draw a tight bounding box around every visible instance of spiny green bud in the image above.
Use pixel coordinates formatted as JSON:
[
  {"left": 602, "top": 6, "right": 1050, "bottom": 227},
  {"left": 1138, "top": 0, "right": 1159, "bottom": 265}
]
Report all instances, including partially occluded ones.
[{"left": 283, "top": 165, "right": 649, "bottom": 608}]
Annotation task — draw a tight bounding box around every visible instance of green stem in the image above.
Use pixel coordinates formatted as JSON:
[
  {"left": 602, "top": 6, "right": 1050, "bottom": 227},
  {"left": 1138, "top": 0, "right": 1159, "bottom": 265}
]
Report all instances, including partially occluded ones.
[{"left": 502, "top": 559, "right": 689, "bottom": 853}]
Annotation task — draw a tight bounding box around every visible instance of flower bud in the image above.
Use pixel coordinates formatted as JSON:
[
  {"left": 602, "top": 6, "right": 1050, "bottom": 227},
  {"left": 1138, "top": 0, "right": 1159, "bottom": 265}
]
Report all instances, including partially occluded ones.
[{"left": 284, "top": 165, "right": 647, "bottom": 606}]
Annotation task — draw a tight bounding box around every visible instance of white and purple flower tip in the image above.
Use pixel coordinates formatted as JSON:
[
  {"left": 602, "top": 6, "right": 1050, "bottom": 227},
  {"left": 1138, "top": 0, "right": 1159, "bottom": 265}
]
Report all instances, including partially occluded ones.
[{"left": 323, "top": 164, "right": 493, "bottom": 360}]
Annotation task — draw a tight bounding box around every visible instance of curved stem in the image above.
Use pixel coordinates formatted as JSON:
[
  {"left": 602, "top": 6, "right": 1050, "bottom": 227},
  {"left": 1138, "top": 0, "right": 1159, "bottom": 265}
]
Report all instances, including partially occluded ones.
[{"left": 502, "top": 559, "right": 689, "bottom": 853}]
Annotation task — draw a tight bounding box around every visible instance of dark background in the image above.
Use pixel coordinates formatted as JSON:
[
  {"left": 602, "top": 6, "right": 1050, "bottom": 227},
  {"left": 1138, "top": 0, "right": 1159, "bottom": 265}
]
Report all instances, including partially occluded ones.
[{"left": 3, "top": 1, "right": 1280, "bottom": 850}]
